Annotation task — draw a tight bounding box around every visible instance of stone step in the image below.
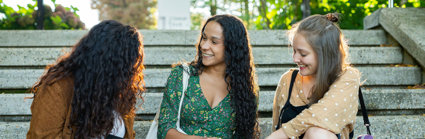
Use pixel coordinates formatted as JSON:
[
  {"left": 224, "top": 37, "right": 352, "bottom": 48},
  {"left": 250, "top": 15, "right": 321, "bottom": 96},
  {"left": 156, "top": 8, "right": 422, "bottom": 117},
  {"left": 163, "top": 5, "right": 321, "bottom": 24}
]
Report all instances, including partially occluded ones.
[
  {"left": 1, "top": 89, "right": 423, "bottom": 115},
  {"left": 0, "top": 116, "right": 423, "bottom": 138},
  {"left": 0, "top": 67, "right": 421, "bottom": 89},
  {"left": 364, "top": 8, "right": 425, "bottom": 71},
  {"left": 0, "top": 30, "right": 386, "bottom": 46},
  {"left": 0, "top": 47, "right": 402, "bottom": 66}
]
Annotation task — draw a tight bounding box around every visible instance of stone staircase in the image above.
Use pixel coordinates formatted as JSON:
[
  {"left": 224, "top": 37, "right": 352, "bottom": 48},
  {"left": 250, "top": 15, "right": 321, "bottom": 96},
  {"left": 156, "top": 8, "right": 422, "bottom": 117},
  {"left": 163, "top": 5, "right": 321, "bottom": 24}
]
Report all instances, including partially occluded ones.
[{"left": 0, "top": 28, "right": 424, "bottom": 138}]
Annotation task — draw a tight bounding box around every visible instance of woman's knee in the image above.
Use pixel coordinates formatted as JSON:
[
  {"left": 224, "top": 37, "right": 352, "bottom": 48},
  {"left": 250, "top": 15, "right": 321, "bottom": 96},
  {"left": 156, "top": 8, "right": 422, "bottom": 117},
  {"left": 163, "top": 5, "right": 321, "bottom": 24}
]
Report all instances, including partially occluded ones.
[{"left": 303, "top": 127, "right": 337, "bottom": 139}]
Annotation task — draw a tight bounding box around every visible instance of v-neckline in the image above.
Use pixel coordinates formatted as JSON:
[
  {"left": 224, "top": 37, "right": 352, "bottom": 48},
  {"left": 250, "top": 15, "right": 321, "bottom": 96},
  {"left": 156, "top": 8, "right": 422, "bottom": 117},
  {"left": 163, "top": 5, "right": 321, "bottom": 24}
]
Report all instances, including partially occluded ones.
[
  {"left": 196, "top": 75, "right": 230, "bottom": 110},
  {"left": 296, "top": 73, "right": 310, "bottom": 104}
]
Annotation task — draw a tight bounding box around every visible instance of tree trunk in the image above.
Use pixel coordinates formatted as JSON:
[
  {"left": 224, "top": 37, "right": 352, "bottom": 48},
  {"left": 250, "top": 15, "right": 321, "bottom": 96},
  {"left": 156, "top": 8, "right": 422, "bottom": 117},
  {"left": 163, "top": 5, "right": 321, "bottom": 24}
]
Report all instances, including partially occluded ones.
[
  {"left": 210, "top": 0, "right": 217, "bottom": 15},
  {"left": 302, "top": 0, "right": 311, "bottom": 19},
  {"left": 37, "top": 0, "right": 44, "bottom": 29},
  {"left": 257, "top": 0, "right": 271, "bottom": 29},
  {"left": 243, "top": 0, "right": 250, "bottom": 28}
]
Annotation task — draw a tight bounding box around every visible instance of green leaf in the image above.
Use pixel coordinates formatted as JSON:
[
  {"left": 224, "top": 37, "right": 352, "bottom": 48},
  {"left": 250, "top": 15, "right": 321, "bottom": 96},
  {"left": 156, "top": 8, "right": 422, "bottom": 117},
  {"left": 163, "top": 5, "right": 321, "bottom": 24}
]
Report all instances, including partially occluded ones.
[
  {"left": 60, "top": 22, "right": 69, "bottom": 28},
  {"left": 70, "top": 5, "right": 79, "bottom": 12},
  {"left": 70, "top": 5, "right": 79, "bottom": 14},
  {"left": 27, "top": 4, "right": 35, "bottom": 9},
  {"left": 50, "top": 15, "right": 62, "bottom": 25}
]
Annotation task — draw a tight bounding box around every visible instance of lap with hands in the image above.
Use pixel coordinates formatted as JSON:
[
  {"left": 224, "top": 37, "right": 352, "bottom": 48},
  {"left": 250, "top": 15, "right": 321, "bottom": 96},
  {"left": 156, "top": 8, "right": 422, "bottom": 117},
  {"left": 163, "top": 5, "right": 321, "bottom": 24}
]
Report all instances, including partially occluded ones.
[
  {"left": 266, "top": 127, "right": 337, "bottom": 139},
  {"left": 166, "top": 129, "right": 221, "bottom": 139},
  {"left": 266, "top": 129, "right": 289, "bottom": 139}
]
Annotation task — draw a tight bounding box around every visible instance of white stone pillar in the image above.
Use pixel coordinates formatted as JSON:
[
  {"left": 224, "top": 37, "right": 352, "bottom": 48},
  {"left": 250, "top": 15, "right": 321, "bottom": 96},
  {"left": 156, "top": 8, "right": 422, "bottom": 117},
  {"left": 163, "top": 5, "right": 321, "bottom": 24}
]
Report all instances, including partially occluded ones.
[{"left": 157, "top": 0, "right": 191, "bottom": 30}]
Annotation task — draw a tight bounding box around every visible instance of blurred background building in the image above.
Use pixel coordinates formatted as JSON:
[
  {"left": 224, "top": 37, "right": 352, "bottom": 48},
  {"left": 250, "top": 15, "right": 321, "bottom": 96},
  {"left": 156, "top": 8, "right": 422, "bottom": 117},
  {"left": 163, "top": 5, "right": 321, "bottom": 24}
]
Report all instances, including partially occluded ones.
[{"left": 157, "top": 0, "right": 190, "bottom": 30}]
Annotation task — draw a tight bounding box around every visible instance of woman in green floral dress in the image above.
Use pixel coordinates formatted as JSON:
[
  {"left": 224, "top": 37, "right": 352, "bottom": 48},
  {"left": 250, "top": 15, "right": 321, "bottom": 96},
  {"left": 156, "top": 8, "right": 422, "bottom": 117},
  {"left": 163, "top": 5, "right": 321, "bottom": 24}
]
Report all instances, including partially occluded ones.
[{"left": 158, "top": 14, "right": 260, "bottom": 139}]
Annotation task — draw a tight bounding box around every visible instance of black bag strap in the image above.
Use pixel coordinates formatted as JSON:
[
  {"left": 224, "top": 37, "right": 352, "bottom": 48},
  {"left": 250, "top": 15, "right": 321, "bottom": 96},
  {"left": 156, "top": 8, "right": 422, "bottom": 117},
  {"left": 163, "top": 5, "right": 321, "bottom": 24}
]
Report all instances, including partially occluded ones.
[
  {"left": 276, "top": 70, "right": 298, "bottom": 130},
  {"left": 285, "top": 70, "right": 299, "bottom": 106},
  {"left": 358, "top": 88, "right": 372, "bottom": 135}
]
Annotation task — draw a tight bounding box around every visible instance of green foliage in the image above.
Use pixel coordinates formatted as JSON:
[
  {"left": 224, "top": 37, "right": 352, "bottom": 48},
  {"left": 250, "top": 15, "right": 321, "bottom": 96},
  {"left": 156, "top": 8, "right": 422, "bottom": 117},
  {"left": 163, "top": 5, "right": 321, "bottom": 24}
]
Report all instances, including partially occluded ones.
[
  {"left": 0, "top": 0, "right": 85, "bottom": 30},
  {"left": 190, "top": 13, "right": 204, "bottom": 30},
  {"left": 192, "top": 0, "right": 424, "bottom": 30},
  {"left": 0, "top": 2, "right": 35, "bottom": 29},
  {"left": 255, "top": 0, "right": 304, "bottom": 29},
  {"left": 310, "top": 0, "right": 384, "bottom": 29},
  {"left": 256, "top": 0, "right": 425, "bottom": 29}
]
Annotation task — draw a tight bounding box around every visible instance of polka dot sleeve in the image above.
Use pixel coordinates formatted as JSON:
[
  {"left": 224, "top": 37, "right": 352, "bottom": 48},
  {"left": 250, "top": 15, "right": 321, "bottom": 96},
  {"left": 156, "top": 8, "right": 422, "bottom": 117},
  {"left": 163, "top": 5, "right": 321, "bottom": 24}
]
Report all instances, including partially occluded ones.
[{"left": 279, "top": 68, "right": 361, "bottom": 138}]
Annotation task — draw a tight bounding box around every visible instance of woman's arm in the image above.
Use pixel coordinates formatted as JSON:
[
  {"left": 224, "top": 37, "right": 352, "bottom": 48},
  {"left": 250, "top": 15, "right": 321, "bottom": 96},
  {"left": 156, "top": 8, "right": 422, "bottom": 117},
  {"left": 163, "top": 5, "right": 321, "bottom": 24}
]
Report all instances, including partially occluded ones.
[
  {"left": 27, "top": 79, "right": 71, "bottom": 138},
  {"left": 268, "top": 70, "right": 293, "bottom": 139},
  {"left": 157, "top": 67, "right": 183, "bottom": 139},
  {"left": 278, "top": 68, "right": 361, "bottom": 138},
  {"left": 272, "top": 71, "right": 291, "bottom": 132},
  {"left": 266, "top": 129, "right": 289, "bottom": 139},
  {"left": 166, "top": 129, "right": 213, "bottom": 139}
]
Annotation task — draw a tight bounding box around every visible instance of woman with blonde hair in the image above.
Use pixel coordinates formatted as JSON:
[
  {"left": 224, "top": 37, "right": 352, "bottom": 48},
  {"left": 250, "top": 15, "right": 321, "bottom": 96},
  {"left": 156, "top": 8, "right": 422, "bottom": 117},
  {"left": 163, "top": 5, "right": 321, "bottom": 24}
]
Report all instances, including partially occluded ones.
[{"left": 267, "top": 13, "right": 360, "bottom": 139}]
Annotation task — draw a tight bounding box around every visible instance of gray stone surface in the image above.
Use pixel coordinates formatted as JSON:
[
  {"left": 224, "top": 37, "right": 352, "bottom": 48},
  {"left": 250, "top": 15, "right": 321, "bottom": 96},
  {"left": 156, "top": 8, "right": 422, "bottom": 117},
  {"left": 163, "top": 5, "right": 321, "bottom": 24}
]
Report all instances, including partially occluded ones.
[
  {"left": 355, "top": 66, "right": 421, "bottom": 86},
  {"left": 2, "top": 89, "right": 424, "bottom": 115},
  {"left": 0, "top": 30, "right": 195, "bottom": 46},
  {"left": 0, "top": 30, "right": 387, "bottom": 46},
  {"left": 347, "top": 47, "right": 402, "bottom": 64},
  {"left": 255, "top": 67, "right": 422, "bottom": 86},
  {"left": 258, "top": 89, "right": 425, "bottom": 113},
  {"left": 364, "top": 8, "right": 425, "bottom": 69},
  {"left": 0, "top": 47, "right": 402, "bottom": 66},
  {"left": 363, "top": 9, "right": 382, "bottom": 29},
  {"left": 0, "top": 67, "right": 422, "bottom": 89},
  {"left": 0, "top": 122, "right": 29, "bottom": 139},
  {"left": 1, "top": 116, "right": 424, "bottom": 139},
  {"left": 1, "top": 20, "right": 424, "bottom": 139}
]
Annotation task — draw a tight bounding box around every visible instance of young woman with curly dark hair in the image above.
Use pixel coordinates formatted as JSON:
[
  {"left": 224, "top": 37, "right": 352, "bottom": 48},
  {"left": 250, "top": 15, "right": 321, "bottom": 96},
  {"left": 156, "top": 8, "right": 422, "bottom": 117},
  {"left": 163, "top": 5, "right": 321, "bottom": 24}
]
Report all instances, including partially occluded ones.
[
  {"left": 157, "top": 14, "right": 260, "bottom": 139},
  {"left": 27, "top": 20, "right": 145, "bottom": 139}
]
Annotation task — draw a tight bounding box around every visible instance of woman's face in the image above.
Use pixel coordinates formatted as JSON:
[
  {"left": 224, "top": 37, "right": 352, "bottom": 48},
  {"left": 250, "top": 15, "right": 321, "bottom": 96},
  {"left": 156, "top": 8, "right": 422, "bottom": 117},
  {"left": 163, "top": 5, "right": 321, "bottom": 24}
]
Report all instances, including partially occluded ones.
[
  {"left": 292, "top": 33, "right": 318, "bottom": 77},
  {"left": 200, "top": 21, "right": 226, "bottom": 68}
]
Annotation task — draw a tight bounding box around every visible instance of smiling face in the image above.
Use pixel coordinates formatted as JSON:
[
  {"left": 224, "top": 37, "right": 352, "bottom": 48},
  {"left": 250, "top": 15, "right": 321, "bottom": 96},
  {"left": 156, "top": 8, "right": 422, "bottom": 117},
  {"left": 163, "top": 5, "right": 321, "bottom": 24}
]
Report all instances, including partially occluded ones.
[
  {"left": 292, "top": 33, "right": 318, "bottom": 77},
  {"left": 200, "top": 21, "right": 226, "bottom": 68}
]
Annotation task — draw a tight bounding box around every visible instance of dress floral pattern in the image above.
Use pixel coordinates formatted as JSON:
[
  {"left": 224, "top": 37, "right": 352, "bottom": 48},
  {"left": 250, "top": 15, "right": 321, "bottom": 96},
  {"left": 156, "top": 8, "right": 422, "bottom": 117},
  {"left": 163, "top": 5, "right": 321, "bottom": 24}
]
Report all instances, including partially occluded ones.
[{"left": 158, "top": 65, "right": 236, "bottom": 139}]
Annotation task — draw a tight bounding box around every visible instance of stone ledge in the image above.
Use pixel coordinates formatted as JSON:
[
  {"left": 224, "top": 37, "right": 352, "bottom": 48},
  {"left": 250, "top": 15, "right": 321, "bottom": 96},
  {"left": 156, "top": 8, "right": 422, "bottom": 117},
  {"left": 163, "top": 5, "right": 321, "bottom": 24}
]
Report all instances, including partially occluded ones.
[
  {"left": 363, "top": 9, "right": 382, "bottom": 30},
  {"left": 0, "top": 67, "right": 421, "bottom": 89},
  {"left": 0, "top": 47, "right": 403, "bottom": 66},
  {"left": 0, "top": 30, "right": 387, "bottom": 46},
  {"left": 0, "top": 116, "right": 423, "bottom": 138},
  {"left": 364, "top": 8, "right": 425, "bottom": 70},
  {"left": 1, "top": 89, "right": 424, "bottom": 115}
]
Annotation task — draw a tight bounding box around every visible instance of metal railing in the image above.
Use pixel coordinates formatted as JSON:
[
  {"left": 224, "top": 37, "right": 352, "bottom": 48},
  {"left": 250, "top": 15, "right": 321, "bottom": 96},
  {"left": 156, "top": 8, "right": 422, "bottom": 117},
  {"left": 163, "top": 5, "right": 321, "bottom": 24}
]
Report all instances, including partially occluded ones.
[{"left": 388, "top": 0, "right": 394, "bottom": 8}]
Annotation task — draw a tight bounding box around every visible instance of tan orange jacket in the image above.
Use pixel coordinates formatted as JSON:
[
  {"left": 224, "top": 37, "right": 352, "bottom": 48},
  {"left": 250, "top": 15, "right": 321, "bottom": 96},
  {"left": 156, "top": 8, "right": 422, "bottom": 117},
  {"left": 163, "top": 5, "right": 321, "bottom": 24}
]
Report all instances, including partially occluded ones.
[
  {"left": 272, "top": 68, "right": 360, "bottom": 139},
  {"left": 27, "top": 77, "right": 135, "bottom": 139}
]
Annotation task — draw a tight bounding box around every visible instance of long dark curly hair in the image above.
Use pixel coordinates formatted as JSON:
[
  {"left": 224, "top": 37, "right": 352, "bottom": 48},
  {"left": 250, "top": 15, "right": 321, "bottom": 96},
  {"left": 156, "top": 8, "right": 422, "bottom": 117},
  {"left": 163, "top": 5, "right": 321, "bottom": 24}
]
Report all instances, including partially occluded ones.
[
  {"left": 191, "top": 14, "right": 260, "bottom": 138},
  {"left": 30, "top": 20, "right": 145, "bottom": 138}
]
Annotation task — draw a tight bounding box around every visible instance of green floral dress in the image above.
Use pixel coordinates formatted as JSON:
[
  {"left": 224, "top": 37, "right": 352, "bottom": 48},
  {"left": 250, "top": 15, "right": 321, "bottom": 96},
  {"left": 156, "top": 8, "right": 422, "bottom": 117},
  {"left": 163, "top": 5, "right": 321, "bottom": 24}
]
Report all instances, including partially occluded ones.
[{"left": 158, "top": 65, "right": 236, "bottom": 139}]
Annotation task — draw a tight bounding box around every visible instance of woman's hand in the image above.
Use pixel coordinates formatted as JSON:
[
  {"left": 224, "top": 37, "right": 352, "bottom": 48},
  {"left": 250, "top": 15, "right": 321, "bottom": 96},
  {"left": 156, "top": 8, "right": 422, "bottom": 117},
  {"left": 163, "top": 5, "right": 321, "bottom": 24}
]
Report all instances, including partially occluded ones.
[
  {"left": 199, "top": 137, "right": 220, "bottom": 139},
  {"left": 265, "top": 129, "right": 289, "bottom": 139},
  {"left": 166, "top": 129, "right": 222, "bottom": 139}
]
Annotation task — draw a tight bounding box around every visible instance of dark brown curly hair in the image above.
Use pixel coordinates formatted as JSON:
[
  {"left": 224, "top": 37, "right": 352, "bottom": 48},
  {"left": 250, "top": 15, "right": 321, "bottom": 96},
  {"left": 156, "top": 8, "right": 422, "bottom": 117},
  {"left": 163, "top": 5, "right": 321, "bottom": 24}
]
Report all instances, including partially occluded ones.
[{"left": 30, "top": 20, "right": 145, "bottom": 138}]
